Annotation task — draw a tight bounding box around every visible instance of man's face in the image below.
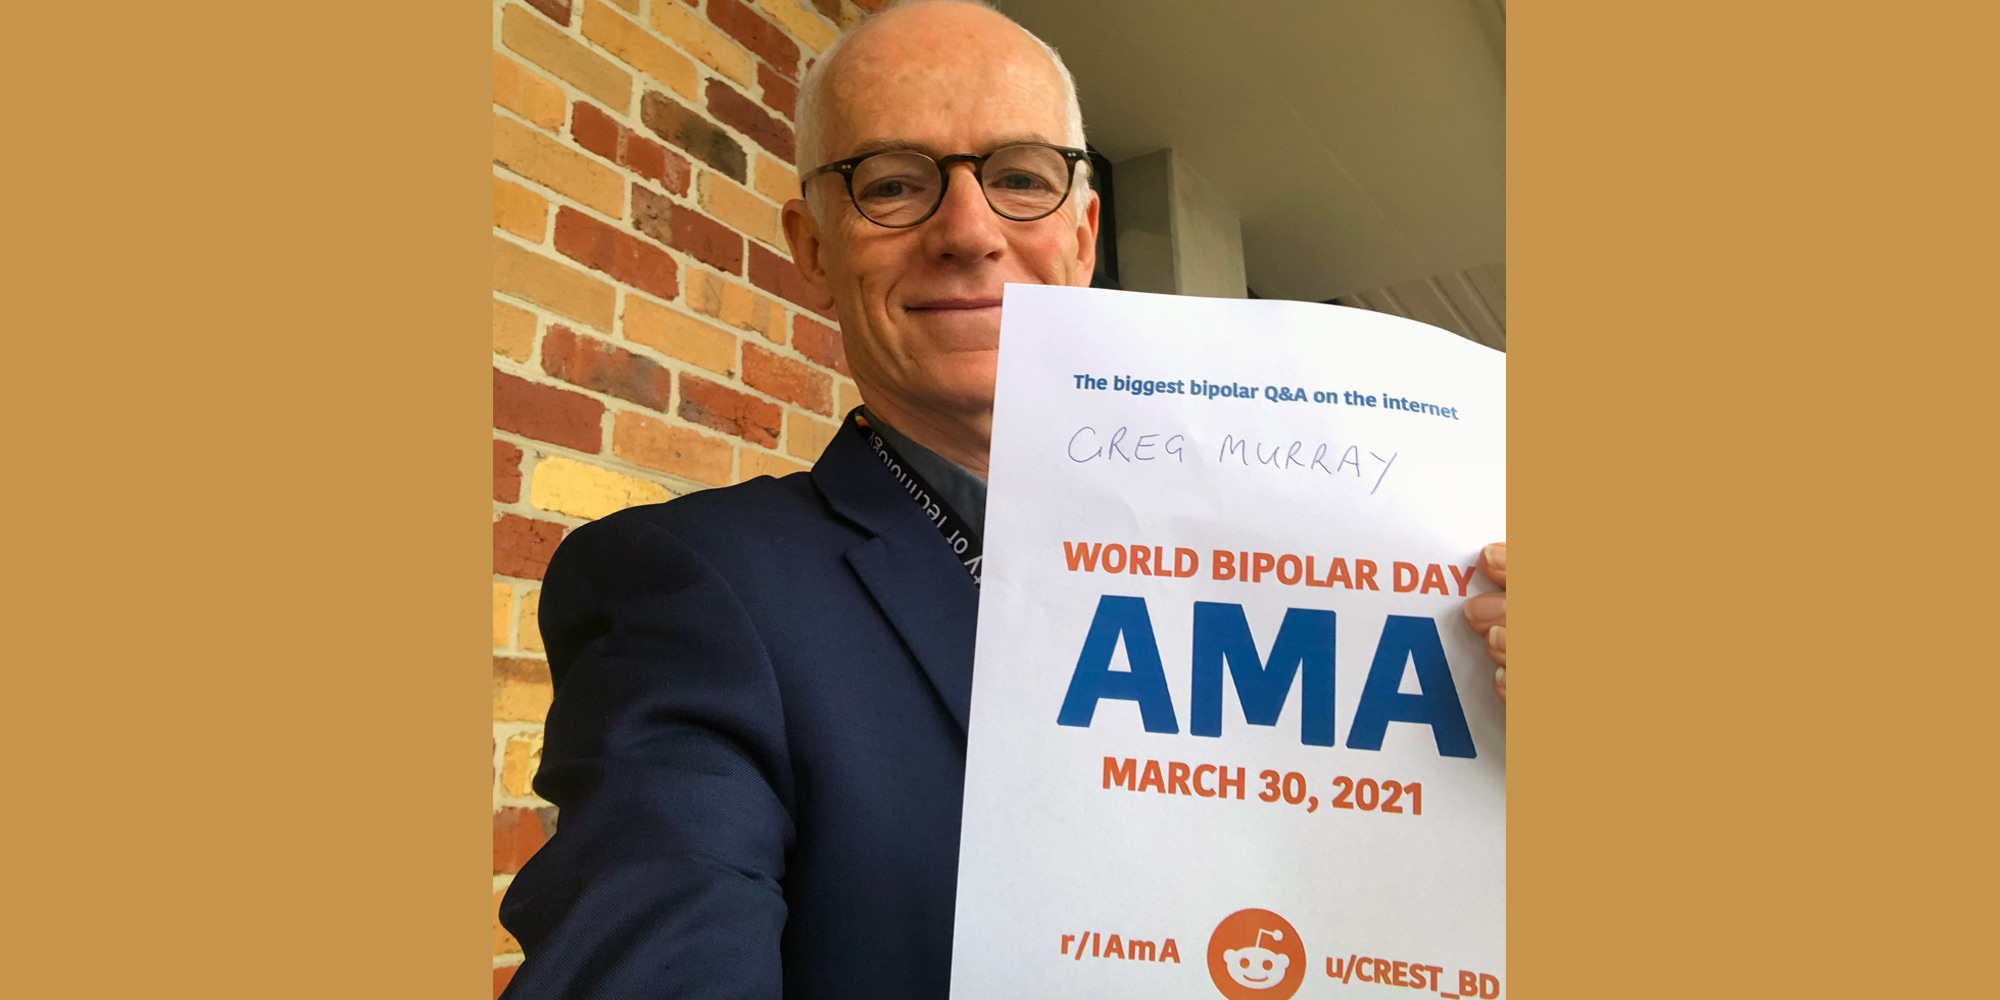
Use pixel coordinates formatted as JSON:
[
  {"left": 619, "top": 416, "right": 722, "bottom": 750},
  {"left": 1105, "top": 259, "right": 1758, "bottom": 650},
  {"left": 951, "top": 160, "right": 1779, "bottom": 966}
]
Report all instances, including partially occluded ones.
[{"left": 785, "top": 4, "right": 1099, "bottom": 433}]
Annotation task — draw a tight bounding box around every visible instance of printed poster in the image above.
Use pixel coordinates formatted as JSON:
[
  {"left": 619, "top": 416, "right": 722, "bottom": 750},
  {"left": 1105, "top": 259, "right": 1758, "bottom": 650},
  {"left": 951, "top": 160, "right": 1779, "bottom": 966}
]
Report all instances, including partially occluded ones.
[{"left": 950, "top": 284, "right": 1507, "bottom": 999}]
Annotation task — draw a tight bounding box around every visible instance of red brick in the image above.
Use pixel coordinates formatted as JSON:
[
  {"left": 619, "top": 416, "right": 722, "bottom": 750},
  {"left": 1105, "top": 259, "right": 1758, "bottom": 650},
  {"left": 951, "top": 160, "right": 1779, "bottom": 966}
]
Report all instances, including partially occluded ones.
[
  {"left": 495, "top": 514, "right": 568, "bottom": 580},
  {"left": 526, "top": 0, "right": 573, "bottom": 27},
  {"left": 494, "top": 806, "right": 549, "bottom": 875},
  {"left": 641, "top": 91, "right": 748, "bottom": 183},
  {"left": 495, "top": 438, "right": 524, "bottom": 502},
  {"left": 709, "top": 0, "right": 799, "bottom": 78},
  {"left": 852, "top": 0, "right": 887, "bottom": 10},
  {"left": 541, "top": 324, "right": 674, "bottom": 410},
  {"left": 625, "top": 136, "right": 689, "bottom": 194},
  {"left": 668, "top": 202, "right": 748, "bottom": 276},
  {"left": 791, "top": 315, "right": 849, "bottom": 376},
  {"left": 633, "top": 186, "right": 743, "bottom": 274},
  {"left": 554, "top": 206, "right": 679, "bottom": 302},
  {"left": 813, "top": 0, "right": 841, "bottom": 19},
  {"left": 574, "top": 102, "right": 691, "bottom": 194},
  {"left": 571, "top": 100, "right": 622, "bottom": 161},
  {"left": 494, "top": 965, "right": 518, "bottom": 999},
  {"left": 706, "top": 79, "right": 794, "bottom": 162},
  {"left": 758, "top": 63, "right": 797, "bottom": 119},
  {"left": 747, "top": 242, "right": 833, "bottom": 319},
  {"left": 679, "top": 372, "right": 782, "bottom": 446},
  {"left": 495, "top": 369, "right": 605, "bottom": 453},
  {"left": 743, "top": 343, "right": 833, "bottom": 414}
]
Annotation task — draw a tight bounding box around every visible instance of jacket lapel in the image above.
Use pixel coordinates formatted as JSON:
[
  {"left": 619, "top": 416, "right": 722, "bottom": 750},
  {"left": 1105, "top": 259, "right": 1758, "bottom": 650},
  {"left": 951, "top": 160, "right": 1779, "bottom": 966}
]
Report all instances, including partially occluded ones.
[{"left": 813, "top": 418, "right": 979, "bottom": 733}]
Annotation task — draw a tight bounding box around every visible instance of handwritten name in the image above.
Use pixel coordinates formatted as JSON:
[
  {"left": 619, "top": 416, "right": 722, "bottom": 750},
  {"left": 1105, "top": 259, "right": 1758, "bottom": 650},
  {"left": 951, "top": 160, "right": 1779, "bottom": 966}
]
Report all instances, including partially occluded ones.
[{"left": 1065, "top": 425, "right": 1398, "bottom": 494}]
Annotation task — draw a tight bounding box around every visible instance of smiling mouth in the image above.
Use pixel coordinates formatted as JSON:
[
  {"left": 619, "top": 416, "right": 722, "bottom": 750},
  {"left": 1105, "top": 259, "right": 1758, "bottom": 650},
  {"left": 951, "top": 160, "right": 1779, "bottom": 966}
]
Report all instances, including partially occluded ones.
[{"left": 906, "top": 298, "right": 1003, "bottom": 311}]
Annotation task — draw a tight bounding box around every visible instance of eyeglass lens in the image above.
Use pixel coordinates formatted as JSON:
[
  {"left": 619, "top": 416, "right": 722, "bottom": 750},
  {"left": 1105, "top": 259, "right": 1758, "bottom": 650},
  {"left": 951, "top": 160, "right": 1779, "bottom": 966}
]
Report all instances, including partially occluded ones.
[{"left": 850, "top": 145, "right": 1072, "bottom": 226}]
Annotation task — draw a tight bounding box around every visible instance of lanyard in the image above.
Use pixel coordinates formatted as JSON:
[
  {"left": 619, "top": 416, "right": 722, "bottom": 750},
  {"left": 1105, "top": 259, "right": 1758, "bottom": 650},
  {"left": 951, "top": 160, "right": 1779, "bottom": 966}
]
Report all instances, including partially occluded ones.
[{"left": 850, "top": 410, "right": 983, "bottom": 585}]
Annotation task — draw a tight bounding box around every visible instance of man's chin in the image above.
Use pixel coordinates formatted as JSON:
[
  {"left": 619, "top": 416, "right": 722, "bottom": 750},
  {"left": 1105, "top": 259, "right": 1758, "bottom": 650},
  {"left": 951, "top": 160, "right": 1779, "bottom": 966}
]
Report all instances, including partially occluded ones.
[{"left": 903, "top": 306, "right": 1004, "bottom": 349}]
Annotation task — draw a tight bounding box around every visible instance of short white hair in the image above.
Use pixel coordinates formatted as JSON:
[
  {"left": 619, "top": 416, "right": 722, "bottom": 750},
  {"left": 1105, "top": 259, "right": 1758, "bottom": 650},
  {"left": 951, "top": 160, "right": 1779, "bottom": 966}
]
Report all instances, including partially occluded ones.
[{"left": 794, "top": 0, "right": 1091, "bottom": 218}]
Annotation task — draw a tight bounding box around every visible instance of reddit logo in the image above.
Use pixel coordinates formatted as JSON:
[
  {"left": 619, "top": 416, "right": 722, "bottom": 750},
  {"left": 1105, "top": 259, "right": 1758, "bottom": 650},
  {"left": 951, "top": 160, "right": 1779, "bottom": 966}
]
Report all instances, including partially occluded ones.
[{"left": 1206, "top": 909, "right": 1305, "bottom": 1000}]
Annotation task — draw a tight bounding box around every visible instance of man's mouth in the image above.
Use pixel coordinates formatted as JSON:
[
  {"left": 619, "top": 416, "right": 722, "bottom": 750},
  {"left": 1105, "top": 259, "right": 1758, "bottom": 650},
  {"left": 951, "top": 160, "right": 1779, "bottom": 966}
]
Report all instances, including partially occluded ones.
[{"left": 905, "top": 297, "right": 1004, "bottom": 312}]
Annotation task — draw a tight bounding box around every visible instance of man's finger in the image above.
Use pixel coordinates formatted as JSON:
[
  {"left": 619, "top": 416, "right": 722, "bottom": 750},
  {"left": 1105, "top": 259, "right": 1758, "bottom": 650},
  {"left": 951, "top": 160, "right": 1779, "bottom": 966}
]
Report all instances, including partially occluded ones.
[
  {"left": 1479, "top": 542, "right": 1506, "bottom": 589},
  {"left": 1463, "top": 592, "right": 1505, "bottom": 633},
  {"left": 1488, "top": 627, "right": 1506, "bottom": 703}
]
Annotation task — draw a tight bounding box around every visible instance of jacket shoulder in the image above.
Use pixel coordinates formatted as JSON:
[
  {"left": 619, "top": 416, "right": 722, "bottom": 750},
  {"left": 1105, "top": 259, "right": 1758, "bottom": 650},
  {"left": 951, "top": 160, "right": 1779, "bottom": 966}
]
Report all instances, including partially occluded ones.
[{"left": 552, "top": 470, "right": 858, "bottom": 579}]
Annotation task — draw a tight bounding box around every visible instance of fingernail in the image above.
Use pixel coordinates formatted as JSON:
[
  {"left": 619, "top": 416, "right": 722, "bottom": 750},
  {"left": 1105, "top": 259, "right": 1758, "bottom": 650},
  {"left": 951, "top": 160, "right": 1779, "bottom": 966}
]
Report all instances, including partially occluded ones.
[
  {"left": 1464, "top": 593, "right": 1506, "bottom": 627},
  {"left": 1488, "top": 625, "right": 1506, "bottom": 652},
  {"left": 1494, "top": 667, "right": 1506, "bottom": 687},
  {"left": 1483, "top": 543, "right": 1506, "bottom": 571}
]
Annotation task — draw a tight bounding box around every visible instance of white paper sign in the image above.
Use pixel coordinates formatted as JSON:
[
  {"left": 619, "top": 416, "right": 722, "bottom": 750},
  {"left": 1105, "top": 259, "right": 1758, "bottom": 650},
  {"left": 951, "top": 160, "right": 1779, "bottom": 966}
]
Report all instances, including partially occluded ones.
[{"left": 950, "top": 284, "right": 1506, "bottom": 1000}]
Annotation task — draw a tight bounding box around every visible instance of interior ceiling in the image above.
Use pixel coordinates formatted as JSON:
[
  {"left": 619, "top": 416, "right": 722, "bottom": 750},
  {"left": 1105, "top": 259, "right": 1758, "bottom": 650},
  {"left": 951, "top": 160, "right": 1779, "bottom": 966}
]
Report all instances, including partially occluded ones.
[{"left": 999, "top": 0, "right": 1505, "bottom": 302}]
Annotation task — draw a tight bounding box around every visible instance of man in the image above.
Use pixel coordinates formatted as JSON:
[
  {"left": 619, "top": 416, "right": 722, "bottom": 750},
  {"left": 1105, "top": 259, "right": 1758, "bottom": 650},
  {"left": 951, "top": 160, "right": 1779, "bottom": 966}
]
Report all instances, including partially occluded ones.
[{"left": 498, "top": 2, "right": 1508, "bottom": 997}]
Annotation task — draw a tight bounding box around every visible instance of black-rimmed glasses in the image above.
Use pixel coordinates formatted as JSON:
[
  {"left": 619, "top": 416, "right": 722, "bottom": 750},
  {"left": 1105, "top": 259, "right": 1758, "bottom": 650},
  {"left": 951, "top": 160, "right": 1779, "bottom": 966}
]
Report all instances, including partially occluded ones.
[{"left": 801, "top": 142, "right": 1088, "bottom": 228}]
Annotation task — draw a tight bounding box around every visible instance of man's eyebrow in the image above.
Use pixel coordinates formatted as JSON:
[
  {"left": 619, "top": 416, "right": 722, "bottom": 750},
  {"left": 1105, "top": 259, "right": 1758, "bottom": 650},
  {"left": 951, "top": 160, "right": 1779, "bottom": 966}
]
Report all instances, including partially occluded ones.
[
  {"left": 840, "top": 134, "right": 1059, "bottom": 158},
  {"left": 843, "top": 138, "right": 931, "bottom": 158}
]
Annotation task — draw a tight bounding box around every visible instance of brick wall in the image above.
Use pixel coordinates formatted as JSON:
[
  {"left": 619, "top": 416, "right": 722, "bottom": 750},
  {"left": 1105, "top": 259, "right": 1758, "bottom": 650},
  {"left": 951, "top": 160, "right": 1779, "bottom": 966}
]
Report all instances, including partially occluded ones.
[{"left": 490, "top": 0, "right": 881, "bottom": 990}]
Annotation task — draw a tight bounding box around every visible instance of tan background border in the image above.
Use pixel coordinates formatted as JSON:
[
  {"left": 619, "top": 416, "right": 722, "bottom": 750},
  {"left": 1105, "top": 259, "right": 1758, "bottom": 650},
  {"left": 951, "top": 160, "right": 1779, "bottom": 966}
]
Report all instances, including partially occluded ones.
[
  {"left": 1510, "top": 2, "right": 1999, "bottom": 995},
  {"left": 10, "top": 2, "right": 491, "bottom": 995},
  {"left": 8, "top": 2, "right": 1994, "bottom": 996}
]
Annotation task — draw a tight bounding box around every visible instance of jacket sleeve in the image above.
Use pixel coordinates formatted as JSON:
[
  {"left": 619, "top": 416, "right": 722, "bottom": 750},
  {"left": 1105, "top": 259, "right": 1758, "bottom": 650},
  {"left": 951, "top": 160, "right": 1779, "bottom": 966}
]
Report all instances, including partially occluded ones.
[{"left": 499, "top": 511, "right": 796, "bottom": 999}]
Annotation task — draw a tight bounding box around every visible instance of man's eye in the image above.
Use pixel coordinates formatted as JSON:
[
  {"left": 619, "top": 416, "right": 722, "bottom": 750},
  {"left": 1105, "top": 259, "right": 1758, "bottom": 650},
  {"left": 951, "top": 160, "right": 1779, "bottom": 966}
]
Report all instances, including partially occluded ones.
[
  {"left": 990, "top": 171, "right": 1053, "bottom": 192},
  {"left": 860, "top": 178, "right": 929, "bottom": 200}
]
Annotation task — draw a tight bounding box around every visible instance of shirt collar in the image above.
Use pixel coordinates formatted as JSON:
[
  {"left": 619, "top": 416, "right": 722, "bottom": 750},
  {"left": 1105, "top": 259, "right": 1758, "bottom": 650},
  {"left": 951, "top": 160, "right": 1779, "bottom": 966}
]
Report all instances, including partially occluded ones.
[{"left": 859, "top": 407, "right": 987, "bottom": 536}]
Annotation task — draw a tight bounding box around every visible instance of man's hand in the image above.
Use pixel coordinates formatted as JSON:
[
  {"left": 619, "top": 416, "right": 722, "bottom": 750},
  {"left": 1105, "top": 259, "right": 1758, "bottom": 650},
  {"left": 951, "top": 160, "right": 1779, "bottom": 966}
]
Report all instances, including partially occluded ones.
[{"left": 1462, "top": 543, "right": 1506, "bottom": 703}]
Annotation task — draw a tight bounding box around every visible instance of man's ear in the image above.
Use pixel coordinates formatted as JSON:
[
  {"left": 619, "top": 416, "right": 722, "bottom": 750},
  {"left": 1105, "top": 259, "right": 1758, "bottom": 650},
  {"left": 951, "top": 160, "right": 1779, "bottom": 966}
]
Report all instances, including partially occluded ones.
[
  {"left": 1068, "top": 190, "right": 1101, "bottom": 288},
  {"left": 782, "top": 198, "right": 838, "bottom": 311}
]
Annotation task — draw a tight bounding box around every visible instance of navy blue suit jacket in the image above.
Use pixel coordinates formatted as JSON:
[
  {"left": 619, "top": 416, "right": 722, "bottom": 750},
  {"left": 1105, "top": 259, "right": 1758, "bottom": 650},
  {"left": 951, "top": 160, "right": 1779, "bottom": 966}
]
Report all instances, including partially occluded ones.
[{"left": 499, "top": 416, "right": 979, "bottom": 999}]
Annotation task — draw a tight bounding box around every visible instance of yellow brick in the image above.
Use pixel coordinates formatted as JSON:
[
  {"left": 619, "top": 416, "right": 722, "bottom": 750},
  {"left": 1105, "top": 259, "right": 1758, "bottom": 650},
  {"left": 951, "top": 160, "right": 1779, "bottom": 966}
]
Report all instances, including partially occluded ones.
[
  {"left": 519, "top": 587, "right": 545, "bottom": 654},
  {"left": 493, "top": 298, "right": 538, "bottom": 362},
  {"left": 502, "top": 3, "right": 634, "bottom": 111},
  {"left": 501, "top": 732, "right": 545, "bottom": 798},
  {"left": 687, "top": 270, "right": 786, "bottom": 343},
  {"left": 581, "top": 0, "right": 699, "bottom": 102},
  {"left": 835, "top": 0, "right": 867, "bottom": 32},
  {"left": 494, "top": 888, "right": 521, "bottom": 956},
  {"left": 753, "top": 153, "right": 799, "bottom": 207},
  {"left": 623, "top": 295, "right": 737, "bottom": 376},
  {"left": 493, "top": 113, "right": 625, "bottom": 218},
  {"left": 758, "top": 0, "right": 839, "bottom": 54},
  {"left": 737, "top": 446, "right": 811, "bottom": 483},
  {"left": 613, "top": 411, "right": 735, "bottom": 486},
  {"left": 651, "top": 0, "right": 756, "bottom": 86},
  {"left": 785, "top": 411, "right": 838, "bottom": 462},
  {"left": 494, "top": 657, "right": 552, "bottom": 723},
  {"left": 492, "top": 175, "right": 549, "bottom": 241},
  {"left": 494, "top": 236, "right": 617, "bottom": 331},
  {"left": 492, "top": 52, "right": 567, "bottom": 130},
  {"left": 492, "top": 582, "right": 514, "bottom": 648},
  {"left": 529, "top": 454, "right": 673, "bottom": 520},
  {"left": 700, "top": 171, "right": 783, "bottom": 249},
  {"left": 837, "top": 379, "right": 863, "bottom": 415}
]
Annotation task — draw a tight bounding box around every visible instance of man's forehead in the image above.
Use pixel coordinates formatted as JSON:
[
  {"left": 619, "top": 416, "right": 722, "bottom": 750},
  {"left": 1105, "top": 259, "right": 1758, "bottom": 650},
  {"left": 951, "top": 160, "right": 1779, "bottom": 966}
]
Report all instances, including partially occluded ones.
[{"left": 839, "top": 25, "right": 1052, "bottom": 90}]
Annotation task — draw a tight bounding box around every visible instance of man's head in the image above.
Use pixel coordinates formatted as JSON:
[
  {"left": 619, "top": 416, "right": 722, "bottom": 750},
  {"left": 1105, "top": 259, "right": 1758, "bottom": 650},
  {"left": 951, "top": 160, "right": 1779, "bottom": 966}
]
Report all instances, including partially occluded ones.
[{"left": 782, "top": 0, "right": 1098, "bottom": 472}]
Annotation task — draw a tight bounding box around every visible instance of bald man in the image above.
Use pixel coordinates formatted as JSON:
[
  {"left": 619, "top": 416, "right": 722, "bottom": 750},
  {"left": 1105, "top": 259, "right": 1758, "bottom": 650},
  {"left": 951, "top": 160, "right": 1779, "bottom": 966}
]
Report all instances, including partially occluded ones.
[{"left": 498, "top": 3, "right": 1508, "bottom": 997}]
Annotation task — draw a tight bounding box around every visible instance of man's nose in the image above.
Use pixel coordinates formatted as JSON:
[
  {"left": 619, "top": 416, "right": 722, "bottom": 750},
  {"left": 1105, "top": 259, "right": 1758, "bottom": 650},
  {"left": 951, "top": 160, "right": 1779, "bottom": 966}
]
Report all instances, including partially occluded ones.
[{"left": 921, "top": 162, "right": 1006, "bottom": 261}]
